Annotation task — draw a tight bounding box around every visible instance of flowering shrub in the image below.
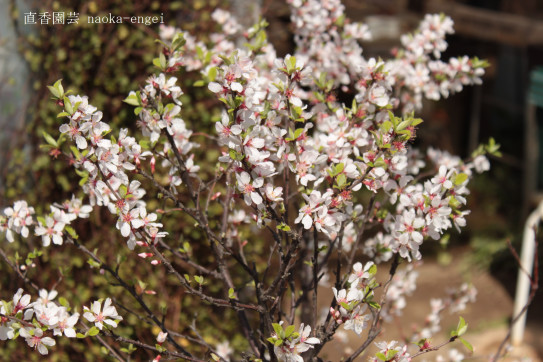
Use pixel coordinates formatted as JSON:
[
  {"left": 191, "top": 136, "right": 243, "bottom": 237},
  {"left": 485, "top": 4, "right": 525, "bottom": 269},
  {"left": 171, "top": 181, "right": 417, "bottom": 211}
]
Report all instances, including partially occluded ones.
[{"left": 0, "top": 1, "right": 501, "bottom": 360}]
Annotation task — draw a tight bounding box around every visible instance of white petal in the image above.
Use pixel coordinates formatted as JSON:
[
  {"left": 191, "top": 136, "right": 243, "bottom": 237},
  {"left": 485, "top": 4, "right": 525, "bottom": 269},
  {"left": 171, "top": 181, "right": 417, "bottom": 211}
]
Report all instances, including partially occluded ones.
[
  {"left": 231, "top": 82, "right": 243, "bottom": 92},
  {"left": 83, "top": 312, "right": 95, "bottom": 322},
  {"left": 302, "top": 215, "right": 313, "bottom": 229},
  {"left": 208, "top": 82, "right": 222, "bottom": 93},
  {"left": 120, "top": 222, "right": 130, "bottom": 237},
  {"left": 41, "top": 337, "right": 56, "bottom": 347},
  {"left": 75, "top": 136, "right": 87, "bottom": 150},
  {"left": 305, "top": 337, "right": 320, "bottom": 344},
  {"left": 131, "top": 219, "right": 144, "bottom": 229},
  {"left": 251, "top": 192, "right": 263, "bottom": 205},
  {"left": 37, "top": 344, "right": 49, "bottom": 355}
]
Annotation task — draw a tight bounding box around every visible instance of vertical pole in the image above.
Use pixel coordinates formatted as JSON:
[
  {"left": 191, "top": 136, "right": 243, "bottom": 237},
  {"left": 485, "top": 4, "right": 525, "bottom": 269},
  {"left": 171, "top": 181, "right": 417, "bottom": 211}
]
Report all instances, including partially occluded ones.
[
  {"left": 523, "top": 100, "right": 538, "bottom": 220},
  {"left": 511, "top": 201, "right": 541, "bottom": 345}
]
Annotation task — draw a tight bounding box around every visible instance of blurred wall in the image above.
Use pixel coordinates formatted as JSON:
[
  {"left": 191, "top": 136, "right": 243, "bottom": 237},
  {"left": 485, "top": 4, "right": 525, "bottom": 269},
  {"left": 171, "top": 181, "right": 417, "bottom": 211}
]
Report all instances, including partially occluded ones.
[{"left": 0, "top": 0, "right": 33, "bottom": 191}]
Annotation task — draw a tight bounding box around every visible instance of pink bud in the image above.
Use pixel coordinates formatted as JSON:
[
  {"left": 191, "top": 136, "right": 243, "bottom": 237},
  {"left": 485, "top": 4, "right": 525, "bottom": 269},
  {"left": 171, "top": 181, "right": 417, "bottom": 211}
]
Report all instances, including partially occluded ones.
[
  {"left": 150, "top": 156, "right": 156, "bottom": 174},
  {"left": 211, "top": 192, "right": 221, "bottom": 201}
]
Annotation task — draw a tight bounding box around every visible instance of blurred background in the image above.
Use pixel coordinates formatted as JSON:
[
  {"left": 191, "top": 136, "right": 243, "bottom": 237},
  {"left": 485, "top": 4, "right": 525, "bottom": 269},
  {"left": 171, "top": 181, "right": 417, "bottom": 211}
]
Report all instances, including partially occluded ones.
[{"left": 1, "top": 0, "right": 542, "bottom": 360}]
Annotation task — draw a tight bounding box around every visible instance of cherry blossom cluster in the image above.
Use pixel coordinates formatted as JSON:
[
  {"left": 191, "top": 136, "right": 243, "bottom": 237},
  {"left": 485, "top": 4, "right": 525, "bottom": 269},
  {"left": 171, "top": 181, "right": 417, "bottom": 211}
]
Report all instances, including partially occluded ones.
[
  {"left": 390, "top": 14, "right": 487, "bottom": 112},
  {"left": 0, "top": 288, "right": 121, "bottom": 355},
  {"left": 126, "top": 4, "right": 491, "bottom": 357},
  {"left": 51, "top": 88, "right": 173, "bottom": 250},
  {"left": 129, "top": 72, "right": 201, "bottom": 195},
  {"left": 154, "top": 5, "right": 488, "bottom": 262},
  {"left": 329, "top": 262, "right": 376, "bottom": 335},
  {"left": 287, "top": 2, "right": 486, "bottom": 115},
  {"left": 268, "top": 323, "right": 320, "bottom": 362},
  {"left": 0, "top": 201, "right": 35, "bottom": 242},
  {"left": 369, "top": 340, "right": 411, "bottom": 362},
  {"left": 1, "top": 196, "right": 91, "bottom": 247},
  {"left": 287, "top": 0, "right": 372, "bottom": 86}
]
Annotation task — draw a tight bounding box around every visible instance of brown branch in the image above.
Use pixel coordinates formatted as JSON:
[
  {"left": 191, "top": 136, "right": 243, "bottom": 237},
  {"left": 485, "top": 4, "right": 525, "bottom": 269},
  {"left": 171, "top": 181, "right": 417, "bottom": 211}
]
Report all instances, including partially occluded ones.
[{"left": 69, "top": 237, "right": 195, "bottom": 359}]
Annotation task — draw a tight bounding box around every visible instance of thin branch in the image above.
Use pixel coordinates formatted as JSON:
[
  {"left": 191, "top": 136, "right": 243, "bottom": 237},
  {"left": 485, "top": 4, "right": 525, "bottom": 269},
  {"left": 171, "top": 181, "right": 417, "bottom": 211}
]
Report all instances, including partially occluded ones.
[
  {"left": 69, "top": 237, "right": 195, "bottom": 359},
  {"left": 0, "top": 247, "right": 40, "bottom": 292}
]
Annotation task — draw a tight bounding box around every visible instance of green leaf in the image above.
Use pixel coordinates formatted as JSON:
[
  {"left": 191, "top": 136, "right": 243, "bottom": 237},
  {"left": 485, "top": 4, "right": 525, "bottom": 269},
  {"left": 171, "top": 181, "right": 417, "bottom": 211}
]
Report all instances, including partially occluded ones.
[
  {"left": 334, "top": 163, "right": 344, "bottom": 176},
  {"left": 194, "top": 275, "right": 204, "bottom": 285},
  {"left": 118, "top": 185, "right": 128, "bottom": 198},
  {"left": 381, "top": 120, "right": 392, "bottom": 132},
  {"left": 196, "top": 46, "right": 204, "bottom": 60},
  {"left": 193, "top": 80, "right": 205, "bottom": 87},
  {"left": 58, "top": 297, "right": 70, "bottom": 308},
  {"left": 459, "top": 337, "right": 473, "bottom": 352},
  {"left": 277, "top": 223, "right": 291, "bottom": 232},
  {"left": 456, "top": 316, "right": 468, "bottom": 336},
  {"left": 153, "top": 57, "right": 162, "bottom": 69},
  {"left": 76, "top": 333, "right": 86, "bottom": 338},
  {"left": 284, "top": 325, "right": 296, "bottom": 338},
  {"left": 65, "top": 225, "right": 78, "bottom": 240},
  {"left": 54, "top": 79, "right": 64, "bottom": 95},
  {"left": 228, "top": 288, "right": 236, "bottom": 299},
  {"left": 159, "top": 53, "right": 167, "bottom": 69},
  {"left": 208, "top": 67, "right": 218, "bottom": 82},
  {"left": 454, "top": 173, "right": 468, "bottom": 186},
  {"left": 335, "top": 14, "right": 345, "bottom": 26},
  {"left": 123, "top": 93, "right": 140, "bottom": 106},
  {"left": 64, "top": 96, "right": 73, "bottom": 115},
  {"left": 336, "top": 174, "right": 347, "bottom": 188},
  {"left": 88, "top": 327, "right": 100, "bottom": 336},
  {"left": 375, "top": 352, "right": 387, "bottom": 361},
  {"left": 172, "top": 33, "right": 186, "bottom": 52},
  {"left": 303, "top": 260, "right": 314, "bottom": 267},
  {"left": 286, "top": 55, "right": 297, "bottom": 73},
  {"left": 272, "top": 323, "right": 283, "bottom": 338},
  {"left": 87, "top": 258, "right": 101, "bottom": 268},
  {"left": 43, "top": 132, "right": 57, "bottom": 147},
  {"left": 411, "top": 117, "right": 423, "bottom": 126},
  {"left": 47, "top": 85, "right": 60, "bottom": 98},
  {"left": 79, "top": 175, "right": 89, "bottom": 187},
  {"left": 385, "top": 349, "right": 399, "bottom": 360},
  {"left": 397, "top": 120, "right": 410, "bottom": 131},
  {"left": 154, "top": 344, "right": 166, "bottom": 353},
  {"left": 47, "top": 79, "right": 64, "bottom": 98}
]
